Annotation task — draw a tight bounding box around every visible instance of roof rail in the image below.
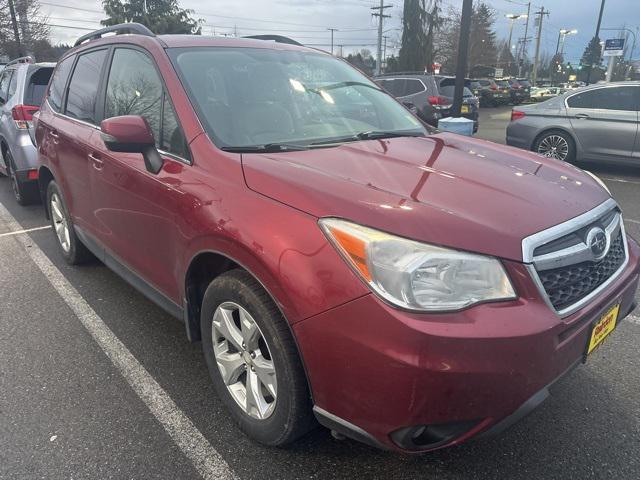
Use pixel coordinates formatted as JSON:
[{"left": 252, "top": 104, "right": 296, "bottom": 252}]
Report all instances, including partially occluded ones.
[
  {"left": 74, "top": 22, "right": 154, "bottom": 47},
  {"left": 243, "top": 35, "right": 303, "bottom": 46},
  {"left": 6, "top": 56, "right": 34, "bottom": 67}
]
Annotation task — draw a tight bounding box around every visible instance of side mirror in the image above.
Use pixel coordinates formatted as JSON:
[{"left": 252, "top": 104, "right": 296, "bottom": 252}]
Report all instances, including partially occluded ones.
[{"left": 100, "top": 115, "right": 163, "bottom": 174}]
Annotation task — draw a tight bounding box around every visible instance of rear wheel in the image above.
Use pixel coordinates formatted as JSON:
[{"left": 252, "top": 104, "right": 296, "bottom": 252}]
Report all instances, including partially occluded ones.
[
  {"left": 46, "top": 181, "right": 92, "bottom": 264},
  {"left": 7, "top": 151, "right": 38, "bottom": 206},
  {"left": 201, "top": 269, "right": 315, "bottom": 446},
  {"left": 533, "top": 130, "right": 576, "bottom": 163}
]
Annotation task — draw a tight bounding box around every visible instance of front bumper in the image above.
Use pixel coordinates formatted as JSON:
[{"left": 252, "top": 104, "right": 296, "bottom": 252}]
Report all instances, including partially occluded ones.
[{"left": 294, "top": 237, "right": 640, "bottom": 452}]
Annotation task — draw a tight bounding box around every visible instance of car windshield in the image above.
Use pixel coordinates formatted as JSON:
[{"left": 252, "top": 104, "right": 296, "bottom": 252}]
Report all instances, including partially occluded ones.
[
  {"left": 495, "top": 80, "right": 510, "bottom": 87},
  {"left": 168, "top": 47, "right": 426, "bottom": 149}
]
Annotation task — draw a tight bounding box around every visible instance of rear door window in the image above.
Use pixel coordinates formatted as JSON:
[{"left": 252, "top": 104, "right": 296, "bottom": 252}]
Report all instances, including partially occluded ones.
[
  {"left": 48, "top": 55, "right": 75, "bottom": 113},
  {"left": 567, "top": 87, "right": 639, "bottom": 111},
  {"left": 65, "top": 49, "right": 108, "bottom": 124},
  {"left": 25, "top": 67, "right": 54, "bottom": 107}
]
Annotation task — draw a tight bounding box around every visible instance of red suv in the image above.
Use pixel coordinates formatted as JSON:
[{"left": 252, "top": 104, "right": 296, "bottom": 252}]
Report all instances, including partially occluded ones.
[{"left": 35, "top": 24, "right": 640, "bottom": 452}]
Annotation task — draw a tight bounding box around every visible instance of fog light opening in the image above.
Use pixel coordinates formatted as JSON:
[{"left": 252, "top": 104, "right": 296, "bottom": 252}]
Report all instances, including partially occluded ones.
[{"left": 391, "top": 419, "right": 481, "bottom": 451}]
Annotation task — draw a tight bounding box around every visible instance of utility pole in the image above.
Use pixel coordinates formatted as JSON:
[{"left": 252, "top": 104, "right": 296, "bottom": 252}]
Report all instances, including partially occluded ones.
[
  {"left": 517, "top": 2, "right": 531, "bottom": 77},
  {"left": 532, "top": 6, "right": 549, "bottom": 86},
  {"left": 452, "top": 0, "right": 473, "bottom": 118},
  {"left": 7, "top": 0, "right": 22, "bottom": 56},
  {"left": 372, "top": 0, "right": 392, "bottom": 76},
  {"left": 586, "top": 0, "right": 606, "bottom": 85},
  {"left": 382, "top": 36, "right": 388, "bottom": 72},
  {"left": 328, "top": 28, "right": 338, "bottom": 55}
]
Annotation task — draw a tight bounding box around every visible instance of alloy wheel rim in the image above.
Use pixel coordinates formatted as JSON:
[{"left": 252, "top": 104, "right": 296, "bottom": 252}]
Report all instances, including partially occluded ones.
[
  {"left": 212, "top": 301, "right": 277, "bottom": 420},
  {"left": 50, "top": 193, "right": 71, "bottom": 252},
  {"left": 537, "top": 135, "right": 569, "bottom": 160}
]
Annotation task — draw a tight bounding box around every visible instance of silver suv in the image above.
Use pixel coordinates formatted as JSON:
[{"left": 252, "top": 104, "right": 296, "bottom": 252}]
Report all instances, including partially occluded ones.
[{"left": 0, "top": 56, "right": 55, "bottom": 204}]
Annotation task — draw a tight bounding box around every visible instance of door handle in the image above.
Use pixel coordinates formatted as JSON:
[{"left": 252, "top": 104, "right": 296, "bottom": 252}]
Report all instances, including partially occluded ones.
[
  {"left": 88, "top": 152, "right": 104, "bottom": 170},
  {"left": 49, "top": 130, "right": 59, "bottom": 143},
  {"left": 574, "top": 113, "right": 590, "bottom": 119}
]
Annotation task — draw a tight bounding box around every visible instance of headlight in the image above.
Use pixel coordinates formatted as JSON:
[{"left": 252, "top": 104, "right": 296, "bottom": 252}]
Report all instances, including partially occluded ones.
[{"left": 320, "top": 218, "right": 516, "bottom": 312}]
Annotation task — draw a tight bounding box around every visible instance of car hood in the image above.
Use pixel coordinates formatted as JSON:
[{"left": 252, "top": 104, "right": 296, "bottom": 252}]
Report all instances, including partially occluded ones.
[{"left": 241, "top": 133, "right": 610, "bottom": 261}]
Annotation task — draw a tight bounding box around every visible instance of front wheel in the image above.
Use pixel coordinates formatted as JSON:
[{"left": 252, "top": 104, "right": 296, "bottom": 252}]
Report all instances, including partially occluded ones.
[
  {"left": 201, "top": 269, "right": 315, "bottom": 446},
  {"left": 533, "top": 130, "right": 576, "bottom": 163},
  {"left": 46, "top": 181, "right": 93, "bottom": 264}
]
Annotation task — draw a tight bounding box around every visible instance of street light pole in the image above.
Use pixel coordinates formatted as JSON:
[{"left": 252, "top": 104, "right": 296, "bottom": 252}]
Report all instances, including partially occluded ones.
[
  {"left": 586, "top": 0, "right": 606, "bottom": 85},
  {"left": 506, "top": 14, "right": 527, "bottom": 74}
]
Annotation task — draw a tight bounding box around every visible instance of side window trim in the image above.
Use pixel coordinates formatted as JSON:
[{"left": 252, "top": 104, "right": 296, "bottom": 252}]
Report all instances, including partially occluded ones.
[{"left": 102, "top": 44, "right": 192, "bottom": 165}]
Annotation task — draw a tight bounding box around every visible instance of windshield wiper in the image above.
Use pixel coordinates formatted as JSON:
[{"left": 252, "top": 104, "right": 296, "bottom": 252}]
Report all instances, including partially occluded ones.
[
  {"left": 221, "top": 143, "right": 310, "bottom": 153},
  {"left": 311, "top": 130, "right": 425, "bottom": 146},
  {"left": 355, "top": 130, "right": 425, "bottom": 140}
]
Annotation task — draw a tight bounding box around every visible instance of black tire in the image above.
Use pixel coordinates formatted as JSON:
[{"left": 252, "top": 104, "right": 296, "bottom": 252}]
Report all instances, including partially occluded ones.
[
  {"left": 201, "top": 269, "right": 315, "bottom": 446},
  {"left": 7, "top": 151, "right": 38, "bottom": 206},
  {"left": 533, "top": 129, "right": 576, "bottom": 163},
  {"left": 46, "top": 181, "right": 93, "bottom": 265}
]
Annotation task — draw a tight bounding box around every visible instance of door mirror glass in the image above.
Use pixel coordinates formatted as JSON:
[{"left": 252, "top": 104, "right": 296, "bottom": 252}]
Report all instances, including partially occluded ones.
[{"left": 100, "top": 115, "right": 164, "bottom": 174}]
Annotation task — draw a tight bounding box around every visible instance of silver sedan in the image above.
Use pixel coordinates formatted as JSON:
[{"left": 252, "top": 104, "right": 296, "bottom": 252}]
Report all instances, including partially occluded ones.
[{"left": 506, "top": 82, "right": 640, "bottom": 165}]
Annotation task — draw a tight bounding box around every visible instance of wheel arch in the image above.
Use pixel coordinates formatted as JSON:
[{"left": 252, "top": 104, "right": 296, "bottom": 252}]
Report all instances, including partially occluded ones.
[
  {"left": 183, "top": 248, "right": 315, "bottom": 401},
  {"left": 37, "top": 165, "right": 55, "bottom": 218},
  {"left": 530, "top": 126, "right": 579, "bottom": 154}
]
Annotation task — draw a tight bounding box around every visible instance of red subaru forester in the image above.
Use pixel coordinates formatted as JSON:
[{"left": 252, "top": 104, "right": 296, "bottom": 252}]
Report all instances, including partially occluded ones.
[{"left": 35, "top": 24, "right": 639, "bottom": 452}]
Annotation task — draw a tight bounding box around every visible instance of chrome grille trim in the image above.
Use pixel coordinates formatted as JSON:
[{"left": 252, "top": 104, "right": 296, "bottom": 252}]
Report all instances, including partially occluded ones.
[{"left": 522, "top": 198, "right": 629, "bottom": 317}]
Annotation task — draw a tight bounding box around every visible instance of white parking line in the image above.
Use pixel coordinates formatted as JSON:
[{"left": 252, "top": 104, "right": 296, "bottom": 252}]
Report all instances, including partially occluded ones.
[
  {"left": 625, "top": 218, "right": 640, "bottom": 225},
  {"left": 601, "top": 177, "right": 640, "bottom": 186},
  {"left": 0, "top": 225, "right": 51, "bottom": 238},
  {"left": 628, "top": 315, "right": 640, "bottom": 326},
  {"left": 0, "top": 202, "right": 236, "bottom": 480}
]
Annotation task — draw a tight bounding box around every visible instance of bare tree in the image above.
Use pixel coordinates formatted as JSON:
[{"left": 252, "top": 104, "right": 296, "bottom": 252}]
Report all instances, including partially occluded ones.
[{"left": 0, "top": 0, "right": 50, "bottom": 58}]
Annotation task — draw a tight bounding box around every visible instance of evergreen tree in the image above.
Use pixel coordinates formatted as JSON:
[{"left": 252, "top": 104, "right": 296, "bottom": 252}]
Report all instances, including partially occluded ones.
[
  {"left": 580, "top": 36, "right": 603, "bottom": 69},
  {"left": 102, "top": 0, "right": 201, "bottom": 34},
  {"left": 398, "top": 0, "right": 441, "bottom": 72},
  {"left": 467, "top": 3, "right": 497, "bottom": 75}
]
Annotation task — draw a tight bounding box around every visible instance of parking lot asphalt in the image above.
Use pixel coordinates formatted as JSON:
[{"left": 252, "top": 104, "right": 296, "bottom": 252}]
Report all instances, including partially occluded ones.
[{"left": 1, "top": 117, "right": 640, "bottom": 479}]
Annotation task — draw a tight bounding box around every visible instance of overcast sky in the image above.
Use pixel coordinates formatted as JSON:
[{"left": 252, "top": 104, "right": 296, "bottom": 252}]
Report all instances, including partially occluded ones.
[{"left": 41, "top": 0, "right": 638, "bottom": 65}]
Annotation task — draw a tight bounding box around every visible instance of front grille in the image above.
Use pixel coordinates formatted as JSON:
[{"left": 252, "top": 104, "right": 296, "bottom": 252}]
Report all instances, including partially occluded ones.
[{"left": 538, "top": 232, "right": 625, "bottom": 310}]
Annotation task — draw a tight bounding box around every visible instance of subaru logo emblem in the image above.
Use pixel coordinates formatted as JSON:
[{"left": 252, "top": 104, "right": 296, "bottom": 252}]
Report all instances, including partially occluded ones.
[{"left": 586, "top": 227, "right": 609, "bottom": 260}]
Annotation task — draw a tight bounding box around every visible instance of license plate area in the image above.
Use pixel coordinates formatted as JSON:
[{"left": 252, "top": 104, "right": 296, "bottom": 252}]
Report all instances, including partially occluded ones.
[{"left": 584, "top": 302, "right": 620, "bottom": 360}]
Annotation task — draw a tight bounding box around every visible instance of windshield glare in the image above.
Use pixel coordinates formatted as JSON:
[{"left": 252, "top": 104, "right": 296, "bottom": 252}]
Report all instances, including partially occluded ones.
[{"left": 168, "top": 47, "right": 425, "bottom": 148}]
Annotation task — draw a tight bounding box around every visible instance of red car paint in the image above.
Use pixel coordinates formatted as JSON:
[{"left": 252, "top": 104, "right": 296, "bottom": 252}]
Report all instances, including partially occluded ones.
[{"left": 36, "top": 34, "right": 640, "bottom": 452}]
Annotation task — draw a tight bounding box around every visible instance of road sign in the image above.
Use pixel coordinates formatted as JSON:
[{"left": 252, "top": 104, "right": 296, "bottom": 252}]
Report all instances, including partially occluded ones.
[
  {"left": 494, "top": 68, "right": 504, "bottom": 77},
  {"left": 603, "top": 38, "right": 625, "bottom": 57}
]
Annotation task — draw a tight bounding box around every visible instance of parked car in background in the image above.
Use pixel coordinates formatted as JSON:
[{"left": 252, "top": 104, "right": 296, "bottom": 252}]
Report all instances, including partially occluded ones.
[
  {"left": 506, "top": 78, "right": 531, "bottom": 104},
  {"left": 473, "top": 78, "right": 509, "bottom": 106},
  {"left": 0, "top": 56, "right": 55, "bottom": 204},
  {"left": 434, "top": 75, "right": 479, "bottom": 132},
  {"left": 530, "top": 86, "right": 565, "bottom": 102},
  {"left": 507, "top": 82, "right": 640, "bottom": 165},
  {"left": 375, "top": 73, "right": 479, "bottom": 132},
  {"left": 35, "top": 24, "right": 640, "bottom": 455},
  {"left": 375, "top": 73, "right": 441, "bottom": 127}
]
